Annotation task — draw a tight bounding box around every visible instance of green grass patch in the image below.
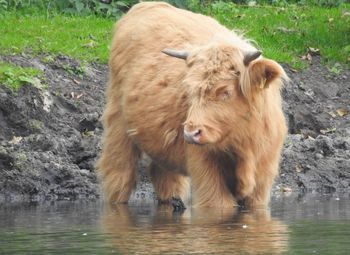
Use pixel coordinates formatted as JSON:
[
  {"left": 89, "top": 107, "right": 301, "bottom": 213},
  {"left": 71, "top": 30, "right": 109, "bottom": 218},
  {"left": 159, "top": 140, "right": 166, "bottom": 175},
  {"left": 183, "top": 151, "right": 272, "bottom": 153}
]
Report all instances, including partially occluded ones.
[
  {"left": 0, "top": 2, "right": 349, "bottom": 68},
  {"left": 0, "top": 12, "right": 114, "bottom": 63},
  {"left": 202, "top": 2, "right": 350, "bottom": 68},
  {"left": 0, "top": 62, "right": 45, "bottom": 91}
]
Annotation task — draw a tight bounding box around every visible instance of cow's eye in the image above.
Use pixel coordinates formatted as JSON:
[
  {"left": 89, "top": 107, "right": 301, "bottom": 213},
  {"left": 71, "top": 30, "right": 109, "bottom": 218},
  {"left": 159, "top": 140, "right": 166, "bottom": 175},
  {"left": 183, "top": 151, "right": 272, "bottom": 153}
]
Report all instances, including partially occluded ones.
[
  {"left": 221, "top": 90, "right": 232, "bottom": 100},
  {"left": 215, "top": 86, "right": 233, "bottom": 101},
  {"left": 229, "top": 69, "right": 240, "bottom": 77}
]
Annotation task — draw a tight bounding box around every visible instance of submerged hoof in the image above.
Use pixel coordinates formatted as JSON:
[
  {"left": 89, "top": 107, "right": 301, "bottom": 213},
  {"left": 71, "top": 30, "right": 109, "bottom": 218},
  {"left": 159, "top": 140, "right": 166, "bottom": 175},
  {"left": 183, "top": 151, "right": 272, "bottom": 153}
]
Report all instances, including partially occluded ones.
[{"left": 171, "top": 197, "right": 186, "bottom": 213}]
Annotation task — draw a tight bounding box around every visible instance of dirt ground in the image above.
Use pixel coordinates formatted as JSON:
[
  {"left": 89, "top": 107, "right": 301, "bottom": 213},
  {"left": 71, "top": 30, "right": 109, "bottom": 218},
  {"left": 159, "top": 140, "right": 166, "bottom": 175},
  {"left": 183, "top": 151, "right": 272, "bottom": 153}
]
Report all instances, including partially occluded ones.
[{"left": 0, "top": 54, "right": 349, "bottom": 203}]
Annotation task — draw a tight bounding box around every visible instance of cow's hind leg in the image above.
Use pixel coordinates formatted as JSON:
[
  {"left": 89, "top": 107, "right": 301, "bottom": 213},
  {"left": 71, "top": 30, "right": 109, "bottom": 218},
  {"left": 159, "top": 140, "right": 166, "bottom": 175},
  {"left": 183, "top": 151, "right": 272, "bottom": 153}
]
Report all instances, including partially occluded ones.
[
  {"left": 149, "top": 162, "right": 190, "bottom": 204},
  {"left": 97, "top": 107, "right": 141, "bottom": 204}
]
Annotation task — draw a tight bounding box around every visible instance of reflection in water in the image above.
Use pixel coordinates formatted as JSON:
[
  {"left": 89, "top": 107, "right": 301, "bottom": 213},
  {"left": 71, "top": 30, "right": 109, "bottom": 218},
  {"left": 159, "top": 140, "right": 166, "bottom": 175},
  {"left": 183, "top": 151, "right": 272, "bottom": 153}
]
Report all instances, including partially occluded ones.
[
  {"left": 102, "top": 205, "right": 289, "bottom": 254},
  {"left": 1, "top": 195, "right": 348, "bottom": 254}
]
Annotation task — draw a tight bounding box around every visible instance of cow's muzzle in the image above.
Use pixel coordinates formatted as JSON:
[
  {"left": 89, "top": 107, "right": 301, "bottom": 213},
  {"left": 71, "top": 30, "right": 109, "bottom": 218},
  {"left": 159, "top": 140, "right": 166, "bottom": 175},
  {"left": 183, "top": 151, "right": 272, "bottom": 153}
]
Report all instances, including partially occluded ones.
[{"left": 184, "top": 128, "right": 202, "bottom": 145}]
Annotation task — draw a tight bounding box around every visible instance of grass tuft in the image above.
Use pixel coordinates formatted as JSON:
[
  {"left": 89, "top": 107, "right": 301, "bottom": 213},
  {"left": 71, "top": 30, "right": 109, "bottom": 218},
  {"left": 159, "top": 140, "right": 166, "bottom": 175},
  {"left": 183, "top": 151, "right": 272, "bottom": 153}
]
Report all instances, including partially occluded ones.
[{"left": 0, "top": 62, "right": 45, "bottom": 91}]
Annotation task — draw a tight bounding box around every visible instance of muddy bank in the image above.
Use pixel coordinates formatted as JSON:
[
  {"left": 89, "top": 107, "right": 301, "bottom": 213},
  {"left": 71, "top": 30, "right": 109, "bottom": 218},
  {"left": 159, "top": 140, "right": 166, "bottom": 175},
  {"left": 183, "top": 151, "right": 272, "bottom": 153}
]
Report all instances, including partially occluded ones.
[
  {"left": 0, "top": 55, "right": 106, "bottom": 202},
  {"left": 277, "top": 59, "right": 350, "bottom": 194},
  {"left": 0, "top": 54, "right": 349, "bottom": 203}
]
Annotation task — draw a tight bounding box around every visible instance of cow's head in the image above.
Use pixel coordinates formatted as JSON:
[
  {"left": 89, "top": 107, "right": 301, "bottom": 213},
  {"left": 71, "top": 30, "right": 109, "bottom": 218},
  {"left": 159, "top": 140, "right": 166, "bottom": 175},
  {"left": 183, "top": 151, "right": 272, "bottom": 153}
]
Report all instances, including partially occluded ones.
[{"left": 162, "top": 44, "right": 287, "bottom": 147}]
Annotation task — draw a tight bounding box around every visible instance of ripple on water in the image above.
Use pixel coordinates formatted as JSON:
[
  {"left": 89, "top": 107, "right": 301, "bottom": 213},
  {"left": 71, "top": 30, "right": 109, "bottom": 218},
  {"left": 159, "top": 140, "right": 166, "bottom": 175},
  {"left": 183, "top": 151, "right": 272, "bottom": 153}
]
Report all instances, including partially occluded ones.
[{"left": 0, "top": 194, "right": 349, "bottom": 254}]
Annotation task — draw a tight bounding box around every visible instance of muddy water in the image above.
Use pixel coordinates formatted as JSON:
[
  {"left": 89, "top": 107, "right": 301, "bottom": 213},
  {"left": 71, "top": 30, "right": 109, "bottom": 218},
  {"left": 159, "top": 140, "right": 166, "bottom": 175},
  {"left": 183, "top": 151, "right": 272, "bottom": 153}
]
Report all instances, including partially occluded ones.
[{"left": 0, "top": 194, "right": 349, "bottom": 254}]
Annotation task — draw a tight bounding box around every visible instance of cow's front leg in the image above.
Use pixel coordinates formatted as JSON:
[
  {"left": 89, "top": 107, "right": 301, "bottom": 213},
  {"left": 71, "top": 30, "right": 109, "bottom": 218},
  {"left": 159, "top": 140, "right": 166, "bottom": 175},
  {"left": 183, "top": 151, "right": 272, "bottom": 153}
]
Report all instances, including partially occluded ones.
[
  {"left": 244, "top": 151, "right": 281, "bottom": 209},
  {"left": 187, "top": 148, "right": 237, "bottom": 208},
  {"left": 235, "top": 152, "right": 256, "bottom": 201}
]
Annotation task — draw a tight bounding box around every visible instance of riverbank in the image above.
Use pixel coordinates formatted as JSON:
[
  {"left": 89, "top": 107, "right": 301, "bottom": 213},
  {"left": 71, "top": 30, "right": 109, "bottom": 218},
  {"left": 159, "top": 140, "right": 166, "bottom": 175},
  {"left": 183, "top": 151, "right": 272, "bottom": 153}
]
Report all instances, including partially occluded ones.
[{"left": 0, "top": 53, "right": 349, "bottom": 203}]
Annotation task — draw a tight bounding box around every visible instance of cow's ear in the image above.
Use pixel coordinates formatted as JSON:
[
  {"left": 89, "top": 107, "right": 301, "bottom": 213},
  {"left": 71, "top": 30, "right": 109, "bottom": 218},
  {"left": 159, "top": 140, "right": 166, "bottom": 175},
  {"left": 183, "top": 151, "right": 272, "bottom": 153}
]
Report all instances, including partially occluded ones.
[{"left": 249, "top": 59, "right": 284, "bottom": 89}]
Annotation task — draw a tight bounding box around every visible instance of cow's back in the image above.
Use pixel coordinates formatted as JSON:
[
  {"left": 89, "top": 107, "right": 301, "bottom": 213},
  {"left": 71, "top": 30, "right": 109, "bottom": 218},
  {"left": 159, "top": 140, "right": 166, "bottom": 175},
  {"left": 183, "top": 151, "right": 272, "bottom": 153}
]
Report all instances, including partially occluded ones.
[
  {"left": 107, "top": 2, "right": 255, "bottom": 169},
  {"left": 109, "top": 2, "right": 231, "bottom": 168},
  {"left": 110, "top": 2, "right": 254, "bottom": 91},
  {"left": 111, "top": 2, "right": 227, "bottom": 65}
]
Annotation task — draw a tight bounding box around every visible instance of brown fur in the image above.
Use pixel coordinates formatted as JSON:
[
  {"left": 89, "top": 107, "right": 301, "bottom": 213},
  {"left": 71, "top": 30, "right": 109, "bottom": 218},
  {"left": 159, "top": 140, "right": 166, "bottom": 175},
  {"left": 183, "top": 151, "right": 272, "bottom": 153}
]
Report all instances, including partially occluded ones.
[{"left": 97, "top": 2, "right": 288, "bottom": 208}]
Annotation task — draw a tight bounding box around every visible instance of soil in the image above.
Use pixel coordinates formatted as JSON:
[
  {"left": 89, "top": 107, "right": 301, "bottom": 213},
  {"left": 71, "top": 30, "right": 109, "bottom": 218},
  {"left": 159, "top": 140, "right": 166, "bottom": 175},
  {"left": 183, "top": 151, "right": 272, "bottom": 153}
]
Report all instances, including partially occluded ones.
[{"left": 0, "top": 54, "right": 349, "bottom": 203}]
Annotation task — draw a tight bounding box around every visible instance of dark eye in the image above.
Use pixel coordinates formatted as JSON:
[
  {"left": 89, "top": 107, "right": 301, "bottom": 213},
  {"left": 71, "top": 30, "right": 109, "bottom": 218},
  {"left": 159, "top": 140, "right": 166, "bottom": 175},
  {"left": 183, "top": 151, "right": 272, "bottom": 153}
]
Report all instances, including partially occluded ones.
[
  {"left": 215, "top": 84, "right": 234, "bottom": 101},
  {"left": 229, "top": 67, "right": 240, "bottom": 77},
  {"left": 221, "top": 90, "right": 232, "bottom": 100},
  {"left": 216, "top": 88, "right": 233, "bottom": 101}
]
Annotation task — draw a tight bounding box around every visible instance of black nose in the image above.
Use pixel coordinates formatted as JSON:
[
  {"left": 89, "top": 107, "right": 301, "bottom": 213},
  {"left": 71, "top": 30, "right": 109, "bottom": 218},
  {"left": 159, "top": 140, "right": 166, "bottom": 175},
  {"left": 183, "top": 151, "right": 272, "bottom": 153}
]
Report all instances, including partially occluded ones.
[{"left": 184, "top": 129, "right": 201, "bottom": 144}]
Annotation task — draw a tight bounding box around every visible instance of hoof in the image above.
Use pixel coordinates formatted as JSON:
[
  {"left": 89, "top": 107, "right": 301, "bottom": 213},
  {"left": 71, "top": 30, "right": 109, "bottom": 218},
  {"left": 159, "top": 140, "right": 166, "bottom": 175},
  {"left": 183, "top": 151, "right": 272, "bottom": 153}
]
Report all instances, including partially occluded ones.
[{"left": 171, "top": 197, "right": 186, "bottom": 213}]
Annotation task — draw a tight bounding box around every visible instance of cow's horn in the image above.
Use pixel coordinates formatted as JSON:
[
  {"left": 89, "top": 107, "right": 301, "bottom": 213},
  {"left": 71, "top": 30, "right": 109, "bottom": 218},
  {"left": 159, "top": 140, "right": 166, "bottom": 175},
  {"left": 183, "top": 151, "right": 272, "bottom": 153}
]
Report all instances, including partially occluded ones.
[
  {"left": 243, "top": 50, "right": 262, "bottom": 66},
  {"left": 162, "top": 48, "right": 189, "bottom": 60}
]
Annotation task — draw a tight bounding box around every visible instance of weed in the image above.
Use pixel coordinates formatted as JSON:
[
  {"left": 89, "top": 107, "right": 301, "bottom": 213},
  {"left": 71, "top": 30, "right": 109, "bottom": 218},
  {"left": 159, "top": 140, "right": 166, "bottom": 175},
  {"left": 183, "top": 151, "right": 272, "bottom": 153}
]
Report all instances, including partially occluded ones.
[
  {"left": 62, "top": 64, "right": 86, "bottom": 78},
  {"left": 28, "top": 119, "right": 44, "bottom": 131},
  {"left": 329, "top": 63, "right": 343, "bottom": 74},
  {"left": 41, "top": 55, "right": 55, "bottom": 64},
  {"left": 0, "top": 62, "right": 45, "bottom": 91},
  {"left": 15, "top": 153, "right": 27, "bottom": 163},
  {"left": 82, "top": 130, "right": 95, "bottom": 137}
]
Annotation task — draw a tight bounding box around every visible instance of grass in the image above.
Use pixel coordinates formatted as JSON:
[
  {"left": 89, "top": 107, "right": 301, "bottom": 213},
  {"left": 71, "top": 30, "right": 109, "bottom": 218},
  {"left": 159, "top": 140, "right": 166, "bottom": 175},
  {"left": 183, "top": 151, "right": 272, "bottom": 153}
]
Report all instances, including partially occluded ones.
[
  {"left": 0, "top": 62, "right": 45, "bottom": 91},
  {"left": 0, "top": 3, "right": 349, "bottom": 70},
  {"left": 204, "top": 2, "right": 350, "bottom": 69},
  {"left": 0, "top": 13, "right": 114, "bottom": 63}
]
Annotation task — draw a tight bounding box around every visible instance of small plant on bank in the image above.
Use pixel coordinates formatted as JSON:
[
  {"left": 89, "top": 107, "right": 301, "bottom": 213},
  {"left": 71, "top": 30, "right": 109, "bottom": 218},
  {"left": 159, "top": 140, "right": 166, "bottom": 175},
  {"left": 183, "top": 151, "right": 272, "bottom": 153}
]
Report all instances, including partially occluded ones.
[{"left": 0, "top": 63, "right": 45, "bottom": 91}]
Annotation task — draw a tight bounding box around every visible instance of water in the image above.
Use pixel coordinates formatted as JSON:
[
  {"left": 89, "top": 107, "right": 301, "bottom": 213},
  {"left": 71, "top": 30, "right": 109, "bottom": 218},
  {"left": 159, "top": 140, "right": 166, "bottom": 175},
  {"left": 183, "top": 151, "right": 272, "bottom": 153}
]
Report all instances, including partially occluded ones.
[{"left": 0, "top": 194, "right": 349, "bottom": 254}]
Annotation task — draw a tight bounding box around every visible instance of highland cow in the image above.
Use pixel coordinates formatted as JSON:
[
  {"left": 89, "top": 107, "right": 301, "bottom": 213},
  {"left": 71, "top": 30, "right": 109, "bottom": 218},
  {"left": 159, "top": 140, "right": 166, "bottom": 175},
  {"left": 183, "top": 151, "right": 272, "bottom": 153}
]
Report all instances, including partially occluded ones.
[{"left": 98, "top": 2, "right": 288, "bottom": 208}]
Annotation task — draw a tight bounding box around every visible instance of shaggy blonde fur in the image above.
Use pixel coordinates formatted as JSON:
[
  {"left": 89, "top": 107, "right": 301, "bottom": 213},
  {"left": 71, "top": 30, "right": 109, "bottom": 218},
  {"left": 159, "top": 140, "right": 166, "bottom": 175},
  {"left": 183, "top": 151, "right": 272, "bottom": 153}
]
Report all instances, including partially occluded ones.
[{"left": 97, "top": 2, "right": 288, "bottom": 208}]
